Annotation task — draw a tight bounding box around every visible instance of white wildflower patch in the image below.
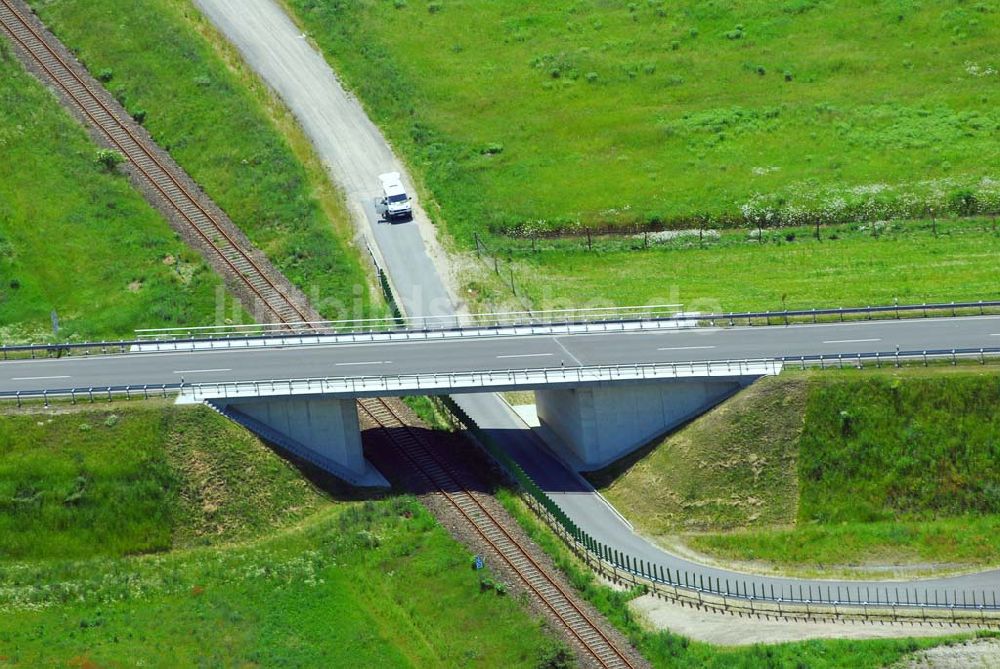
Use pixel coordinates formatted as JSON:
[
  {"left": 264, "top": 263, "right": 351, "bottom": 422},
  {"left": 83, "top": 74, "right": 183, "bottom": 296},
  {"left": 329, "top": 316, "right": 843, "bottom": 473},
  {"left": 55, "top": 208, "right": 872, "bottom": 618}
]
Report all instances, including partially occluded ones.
[
  {"left": 965, "top": 61, "right": 997, "bottom": 77},
  {"left": 633, "top": 229, "right": 721, "bottom": 244},
  {"left": 751, "top": 166, "right": 780, "bottom": 176}
]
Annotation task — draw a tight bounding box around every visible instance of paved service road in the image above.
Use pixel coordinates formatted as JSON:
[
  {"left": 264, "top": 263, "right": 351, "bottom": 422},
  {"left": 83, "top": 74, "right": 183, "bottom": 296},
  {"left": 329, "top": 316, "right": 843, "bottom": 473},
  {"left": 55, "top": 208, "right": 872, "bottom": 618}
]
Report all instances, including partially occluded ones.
[
  {"left": 193, "top": 0, "right": 459, "bottom": 319},
  {"left": 1, "top": 316, "right": 998, "bottom": 394},
  {"left": 458, "top": 391, "right": 1000, "bottom": 598}
]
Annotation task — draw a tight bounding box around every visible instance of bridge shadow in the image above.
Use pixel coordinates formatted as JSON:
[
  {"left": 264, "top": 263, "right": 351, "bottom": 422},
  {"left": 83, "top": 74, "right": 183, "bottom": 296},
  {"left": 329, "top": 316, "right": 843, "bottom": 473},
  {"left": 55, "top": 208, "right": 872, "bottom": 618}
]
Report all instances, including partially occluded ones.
[
  {"left": 363, "top": 425, "right": 501, "bottom": 497},
  {"left": 465, "top": 424, "right": 597, "bottom": 495}
]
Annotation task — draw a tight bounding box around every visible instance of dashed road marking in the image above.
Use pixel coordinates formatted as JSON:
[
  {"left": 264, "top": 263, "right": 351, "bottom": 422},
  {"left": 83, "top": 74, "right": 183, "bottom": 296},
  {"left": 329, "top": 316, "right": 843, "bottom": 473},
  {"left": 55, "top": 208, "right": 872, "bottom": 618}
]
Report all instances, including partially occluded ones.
[
  {"left": 496, "top": 353, "right": 554, "bottom": 359},
  {"left": 335, "top": 360, "right": 392, "bottom": 366},
  {"left": 657, "top": 345, "right": 717, "bottom": 351},
  {"left": 173, "top": 368, "right": 232, "bottom": 374}
]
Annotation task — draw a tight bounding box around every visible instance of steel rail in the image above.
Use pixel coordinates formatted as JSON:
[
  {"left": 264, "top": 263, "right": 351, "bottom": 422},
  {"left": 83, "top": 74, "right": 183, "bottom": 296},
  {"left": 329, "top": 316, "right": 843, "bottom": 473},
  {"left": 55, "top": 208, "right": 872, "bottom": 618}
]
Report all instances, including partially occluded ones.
[
  {"left": 358, "top": 398, "right": 635, "bottom": 669},
  {"left": 0, "top": 0, "right": 310, "bottom": 325}
]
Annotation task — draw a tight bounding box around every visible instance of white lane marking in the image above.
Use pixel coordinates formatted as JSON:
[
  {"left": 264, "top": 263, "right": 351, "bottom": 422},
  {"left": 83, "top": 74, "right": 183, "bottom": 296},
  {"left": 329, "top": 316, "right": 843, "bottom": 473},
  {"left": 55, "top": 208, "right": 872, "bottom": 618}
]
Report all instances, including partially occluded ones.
[
  {"left": 822, "top": 338, "right": 882, "bottom": 344},
  {"left": 172, "top": 368, "right": 232, "bottom": 374},
  {"left": 991, "top": 333, "right": 1000, "bottom": 336},
  {"left": 335, "top": 360, "right": 392, "bottom": 366},
  {"left": 496, "top": 353, "right": 553, "bottom": 359},
  {"left": 11, "top": 375, "right": 71, "bottom": 381},
  {"left": 657, "top": 345, "right": 717, "bottom": 351},
  {"left": 553, "top": 337, "right": 584, "bottom": 366}
]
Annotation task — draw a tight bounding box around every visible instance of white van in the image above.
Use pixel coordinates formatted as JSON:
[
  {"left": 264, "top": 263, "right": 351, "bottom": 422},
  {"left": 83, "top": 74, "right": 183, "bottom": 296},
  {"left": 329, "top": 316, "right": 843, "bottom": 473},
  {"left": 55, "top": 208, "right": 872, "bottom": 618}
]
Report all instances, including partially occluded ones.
[{"left": 378, "top": 172, "right": 412, "bottom": 220}]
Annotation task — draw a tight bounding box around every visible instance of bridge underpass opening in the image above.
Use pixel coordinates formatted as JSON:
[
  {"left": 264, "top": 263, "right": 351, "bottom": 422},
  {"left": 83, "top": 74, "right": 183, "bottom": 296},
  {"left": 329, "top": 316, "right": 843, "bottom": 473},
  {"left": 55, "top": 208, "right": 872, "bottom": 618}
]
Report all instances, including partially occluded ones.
[
  {"left": 208, "top": 395, "right": 389, "bottom": 488},
  {"left": 198, "top": 370, "right": 766, "bottom": 487}
]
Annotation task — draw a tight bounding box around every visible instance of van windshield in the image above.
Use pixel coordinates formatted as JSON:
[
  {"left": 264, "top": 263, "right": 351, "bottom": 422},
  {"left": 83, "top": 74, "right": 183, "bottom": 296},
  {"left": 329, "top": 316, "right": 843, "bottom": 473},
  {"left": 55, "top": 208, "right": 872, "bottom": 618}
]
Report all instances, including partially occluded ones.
[{"left": 388, "top": 193, "right": 408, "bottom": 203}]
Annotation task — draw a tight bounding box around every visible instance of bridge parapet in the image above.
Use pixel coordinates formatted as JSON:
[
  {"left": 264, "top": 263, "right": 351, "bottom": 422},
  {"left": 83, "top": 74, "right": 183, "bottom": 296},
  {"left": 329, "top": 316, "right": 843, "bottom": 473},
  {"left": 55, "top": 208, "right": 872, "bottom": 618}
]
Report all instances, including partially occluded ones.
[{"left": 175, "top": 359, "right": 782, "bottom": 403}]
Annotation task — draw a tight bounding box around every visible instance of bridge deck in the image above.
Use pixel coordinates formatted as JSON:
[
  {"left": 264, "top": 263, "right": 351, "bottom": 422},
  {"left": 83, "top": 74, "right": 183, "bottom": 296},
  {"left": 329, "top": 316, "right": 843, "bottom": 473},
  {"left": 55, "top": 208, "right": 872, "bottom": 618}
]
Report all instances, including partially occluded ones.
[{"left": 1, "top": 316, "right": 997, "bottom": 397}]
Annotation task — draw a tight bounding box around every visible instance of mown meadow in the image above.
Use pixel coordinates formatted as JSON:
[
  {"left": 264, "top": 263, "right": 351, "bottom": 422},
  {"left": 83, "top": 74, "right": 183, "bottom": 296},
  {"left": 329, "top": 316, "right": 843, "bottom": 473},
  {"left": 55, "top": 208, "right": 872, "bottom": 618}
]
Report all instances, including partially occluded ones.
[
  {"left": 287, "top": 0, "right": 1000, "bottom": 311},
  {"left": 477, "top": 217, "right": 1000, "bottom": 313},
  {"left": 0, "top": 404, "right": 566, "bottom": 667},
  {"left": 0, "top": 48, "right": 224, "bottom": 342},
  {"left": 24, "top": 0, "right": 381, "bottom": 322},
  {"left": 599, "top": 366, "right": 1000, "bottom": 576},
  {"left": 288, "top": 0, "right": 1000, "bottom": 234}
]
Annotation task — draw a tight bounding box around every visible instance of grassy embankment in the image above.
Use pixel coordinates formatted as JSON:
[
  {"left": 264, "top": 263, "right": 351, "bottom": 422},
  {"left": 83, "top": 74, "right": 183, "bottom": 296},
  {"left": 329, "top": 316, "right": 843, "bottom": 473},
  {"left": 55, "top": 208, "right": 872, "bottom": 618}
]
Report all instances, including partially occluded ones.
[
  {"left": 596, "top": 367, "right": 1000, "bottom": 576},
  {"left": 284, "top": 0, "right": 1000, "bottom": 312},
  {"left": 0, "top": 404, "right": 566, "bottom": 667},
  {"left": 0, "top": 47, "right": 225, "bottom": 342},
  {"left": 26, "top": 0, "right": 382, "bottom": 323},
  {"left": 496, "top": 488, "right": 976, "bottom": 669}
]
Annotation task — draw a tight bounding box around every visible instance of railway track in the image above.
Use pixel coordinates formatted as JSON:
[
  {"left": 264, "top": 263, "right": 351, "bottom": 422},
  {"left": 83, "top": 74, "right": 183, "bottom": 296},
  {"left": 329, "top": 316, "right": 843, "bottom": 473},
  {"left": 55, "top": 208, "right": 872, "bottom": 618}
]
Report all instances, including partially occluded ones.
[
  {"left": 0, "top": 0, "right": 311, "bottom": 326},
  {"left": 1, "top": 5, "right": 637, "bottom": 664},
  {"left": 359, "top": 398, "right": 636, "bottom": 669}
]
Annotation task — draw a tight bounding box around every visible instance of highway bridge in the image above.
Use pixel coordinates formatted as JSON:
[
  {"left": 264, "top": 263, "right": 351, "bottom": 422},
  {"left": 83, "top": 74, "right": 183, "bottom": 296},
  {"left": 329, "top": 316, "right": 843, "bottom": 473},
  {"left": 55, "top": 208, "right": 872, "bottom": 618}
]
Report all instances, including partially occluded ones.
[
  {"left": 3, "top": 313, "right": 998, "bottom": 482},
  {"left": 4, "top": 0, "right": 998, "bottom": 621},
  {"left": 3, "top": 311, "right": 1000, "bottom": 611}
]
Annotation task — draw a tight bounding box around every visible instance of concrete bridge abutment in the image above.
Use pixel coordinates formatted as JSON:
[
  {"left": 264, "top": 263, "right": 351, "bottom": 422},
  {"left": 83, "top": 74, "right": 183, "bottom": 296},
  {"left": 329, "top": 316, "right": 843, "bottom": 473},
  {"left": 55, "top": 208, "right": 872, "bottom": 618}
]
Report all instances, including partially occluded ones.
[
  {"left": 534, "top": 377, "right": 758, "bottom": 471},
  {"left": 208, "top": 396, "right": 388, "bottom": 488}
]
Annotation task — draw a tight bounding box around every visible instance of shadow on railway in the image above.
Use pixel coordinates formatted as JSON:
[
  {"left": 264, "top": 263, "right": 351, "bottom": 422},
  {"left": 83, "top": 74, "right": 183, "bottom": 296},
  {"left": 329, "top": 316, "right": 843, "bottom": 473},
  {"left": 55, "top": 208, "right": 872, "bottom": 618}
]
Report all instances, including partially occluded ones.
[{"left": 363, "top": 425, "right": 503, "bottom": 497}]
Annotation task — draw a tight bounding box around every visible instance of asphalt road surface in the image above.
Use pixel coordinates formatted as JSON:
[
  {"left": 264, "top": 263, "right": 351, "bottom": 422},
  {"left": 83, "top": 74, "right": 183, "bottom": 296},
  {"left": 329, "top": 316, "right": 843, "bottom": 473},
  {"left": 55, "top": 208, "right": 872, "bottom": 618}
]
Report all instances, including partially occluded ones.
[{"left": 2, "top": 316, "right": 997, "bottom": 394}]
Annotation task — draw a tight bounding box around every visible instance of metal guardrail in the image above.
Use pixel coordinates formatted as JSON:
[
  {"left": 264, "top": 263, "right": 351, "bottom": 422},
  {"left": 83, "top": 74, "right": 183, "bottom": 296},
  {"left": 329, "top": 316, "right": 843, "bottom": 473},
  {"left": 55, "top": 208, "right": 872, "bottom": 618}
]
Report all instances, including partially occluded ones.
[
  {"left": 441, "top": 396, "right": 1000, "bottom": 618},
  {"left": 168, "top": 359, "right": 779, "bottom": 403},
  {"left": 132, "top": 303, "right": 686, "bottom": 339},
  {"left": 2, "top": 300, "right": 998, "bottom": 360},
  {"left": 702, "top": 299, "right": 1000, "bottom": 327}
]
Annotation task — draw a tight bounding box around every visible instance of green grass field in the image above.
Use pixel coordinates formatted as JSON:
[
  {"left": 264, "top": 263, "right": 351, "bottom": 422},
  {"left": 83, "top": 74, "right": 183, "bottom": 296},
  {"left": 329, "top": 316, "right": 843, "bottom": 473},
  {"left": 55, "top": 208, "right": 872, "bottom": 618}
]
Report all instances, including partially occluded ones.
[
  {"left": 482, "top": 217, "right": 1000, "bottom": 313},
  {"left": 286, "top": 0, "right": 999, "bottom": 313},
  {"left": 0, "top": 404, "right": 328, "bottom": 560},
  {"left": 25, "top": 0, "right": 380, "bottom": 323},
  {"left": 0, "top": 405, "right": 564, "bottom": 667},
  {"left": 496, "top": 489, "right": 970, "bottom": 669},
  {"left": 599, "top": 367, "right": 1000, "bottom": 575},
  {"left": 0, "top": 50, "right": 225, "bottom": 342},
  {"left": 288, "top": 0, "right": 1000, "bottom": 236}
]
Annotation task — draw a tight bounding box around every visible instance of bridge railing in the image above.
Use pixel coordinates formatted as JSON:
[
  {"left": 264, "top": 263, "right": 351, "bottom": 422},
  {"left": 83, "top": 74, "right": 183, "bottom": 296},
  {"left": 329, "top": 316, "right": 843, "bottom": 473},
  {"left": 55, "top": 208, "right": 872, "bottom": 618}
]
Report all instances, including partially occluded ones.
[
  {"left": 132, "top": 303, "right": 688, "bottom": 338},
  {"left": 170, "top": 358, "right": 781, "bottom": 403},
  {"left": 3, "top": 299, "right": 998, "bottom": 360},
  {"left": 439, "top": 398, "right": 1000, "bottom": 620}
]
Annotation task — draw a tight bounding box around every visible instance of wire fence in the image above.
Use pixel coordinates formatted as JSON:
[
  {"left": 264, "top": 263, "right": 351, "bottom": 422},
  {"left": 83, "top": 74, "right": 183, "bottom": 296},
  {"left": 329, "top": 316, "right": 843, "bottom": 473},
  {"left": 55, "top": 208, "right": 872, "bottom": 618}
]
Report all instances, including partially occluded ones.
[
  {"left": 473, "top": 232, "right": 533, "bottom": 307},
  {"left": 440, "top": 397, "right": 1000, "bottom": 620}
]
